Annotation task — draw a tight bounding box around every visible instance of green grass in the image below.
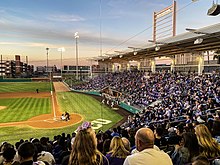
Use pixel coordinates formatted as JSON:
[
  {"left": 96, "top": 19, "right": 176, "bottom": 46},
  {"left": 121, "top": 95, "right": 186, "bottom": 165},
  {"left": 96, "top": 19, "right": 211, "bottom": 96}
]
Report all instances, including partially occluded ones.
[
  {"left": 0, "top": 98, "right": 51, "bottom": 122},
  {"left": 0, "top": 92, "right": 123, "bottom": 145},
  {"left": 57, "top": 92, "right": 122, "bottom": 125},
  {"left": 0, "top": 82, "right": 52, "bottom": 93}
]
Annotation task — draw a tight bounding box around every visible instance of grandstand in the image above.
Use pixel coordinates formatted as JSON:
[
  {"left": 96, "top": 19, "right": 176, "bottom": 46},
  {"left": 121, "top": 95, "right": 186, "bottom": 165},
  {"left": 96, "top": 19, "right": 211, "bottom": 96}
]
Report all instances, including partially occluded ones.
[{"left": 97, "top": 22, "right": 220, "bottom": 75}]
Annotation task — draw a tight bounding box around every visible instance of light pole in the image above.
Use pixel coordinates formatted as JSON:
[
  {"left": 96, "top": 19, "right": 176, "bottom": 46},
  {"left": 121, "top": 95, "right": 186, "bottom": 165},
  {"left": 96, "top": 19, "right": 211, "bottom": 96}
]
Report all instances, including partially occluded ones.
[
  {"left": 46, "top": 47, "right": 49, "bottom": 76},
  {"left": 58, "top": 47, "right": 65, "bottom": 78},
  {"left": 74, "top": 32, "right": 79, "bottom": 80}
]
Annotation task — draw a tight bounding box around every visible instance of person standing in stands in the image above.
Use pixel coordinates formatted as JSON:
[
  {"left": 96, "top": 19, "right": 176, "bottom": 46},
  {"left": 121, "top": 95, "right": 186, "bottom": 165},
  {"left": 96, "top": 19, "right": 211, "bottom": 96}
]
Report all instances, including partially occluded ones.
[{"left": 123, "top": 127, "right": 172, "bottom": 165}]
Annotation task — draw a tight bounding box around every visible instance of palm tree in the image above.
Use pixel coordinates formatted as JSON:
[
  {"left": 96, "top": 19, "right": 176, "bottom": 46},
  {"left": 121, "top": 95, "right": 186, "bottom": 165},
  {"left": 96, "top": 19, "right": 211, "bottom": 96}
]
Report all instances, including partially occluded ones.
[{"left": 213, "top": 50, "right": 220, "bottom": 64}]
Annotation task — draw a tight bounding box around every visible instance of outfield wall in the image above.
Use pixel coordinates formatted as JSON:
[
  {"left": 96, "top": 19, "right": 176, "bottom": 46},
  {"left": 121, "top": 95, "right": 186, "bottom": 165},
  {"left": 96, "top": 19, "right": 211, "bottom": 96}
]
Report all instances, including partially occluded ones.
[
  {"left": 0, "top": 78, "right": 32, "bottom": 82},
  {"left": 71, "top": 89, "right": 140, "bottom": 114},
  {"left": 72, "top": 90, "right": 101, "bottom": 96}
]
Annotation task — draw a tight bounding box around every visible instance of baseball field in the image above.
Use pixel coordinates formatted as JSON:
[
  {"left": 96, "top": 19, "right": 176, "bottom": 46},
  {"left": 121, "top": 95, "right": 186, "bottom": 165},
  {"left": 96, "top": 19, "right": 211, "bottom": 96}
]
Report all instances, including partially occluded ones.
[{"left": 0, "top": 81, "right": 123, "bottom": 144}]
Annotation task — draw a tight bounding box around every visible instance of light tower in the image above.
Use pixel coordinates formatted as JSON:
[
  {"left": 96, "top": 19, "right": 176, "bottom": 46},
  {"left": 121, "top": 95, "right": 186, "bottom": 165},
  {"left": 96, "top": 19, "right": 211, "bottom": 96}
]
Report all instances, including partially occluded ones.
[
  {"left": 58, "top": 47, "right": 65, "bottom": 78},
  {"left": 74, "top": 32, "right": 79, "bottom": 80},
  {"left": 46, "top": 47, "right": 49, "bottom": 76}
]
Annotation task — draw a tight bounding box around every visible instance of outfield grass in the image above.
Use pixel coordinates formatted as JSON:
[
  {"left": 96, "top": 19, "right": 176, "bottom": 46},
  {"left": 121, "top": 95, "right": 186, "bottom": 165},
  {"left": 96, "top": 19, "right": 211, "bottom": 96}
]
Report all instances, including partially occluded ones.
[
  {"left": 57, "top": 92, "right": 121, "bottom": 122},
  {"left": 0, "top": 82, "right": 52, "bottom": 93},
  {"left": 0, "top": 92, "right": 123, "bottom": 145}
]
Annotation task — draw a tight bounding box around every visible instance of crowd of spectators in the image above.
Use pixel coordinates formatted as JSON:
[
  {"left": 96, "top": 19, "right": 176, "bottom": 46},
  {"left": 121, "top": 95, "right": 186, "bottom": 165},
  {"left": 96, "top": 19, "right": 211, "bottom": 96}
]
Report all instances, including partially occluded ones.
[
  {"left": 73, "top": 71, "right": 220, "bottom": 111},
  {"left": 1, "top": 120, "right": 220, "bottom": 165},
  {"left": 1, "top": 71, "right": 220, "bottom": 165}
]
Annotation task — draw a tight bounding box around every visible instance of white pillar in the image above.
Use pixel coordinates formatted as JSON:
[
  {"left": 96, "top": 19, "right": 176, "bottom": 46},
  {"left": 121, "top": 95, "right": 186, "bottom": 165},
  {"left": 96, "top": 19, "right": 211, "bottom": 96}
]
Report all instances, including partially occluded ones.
[
  {"left": 151, "top": 58, "right": 156, "bottom": 73},
  {"left": 112, "top": 63, "right": 115, "bottom": 72},
  {"left": 137, "top": 62, "right": 141, "bottom": 70},
  {"left": 171, "top": 57, "right": 175, "bottom": 72},
  {"left": 127, "top": 63, "right": 130, "bottom": 71},
  {"left": 90, "top": 65, "right": 93, "bottom": 78},
  {"left": 198, "top": 54, "right": 204, "bottom": 75}
]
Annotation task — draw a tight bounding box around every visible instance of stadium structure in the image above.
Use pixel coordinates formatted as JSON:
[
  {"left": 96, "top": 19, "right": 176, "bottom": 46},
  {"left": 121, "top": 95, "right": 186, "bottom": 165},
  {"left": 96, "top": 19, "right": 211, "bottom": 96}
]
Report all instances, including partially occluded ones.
[{"left": 93, "top": 0, "right": 220, "bottom": 75}]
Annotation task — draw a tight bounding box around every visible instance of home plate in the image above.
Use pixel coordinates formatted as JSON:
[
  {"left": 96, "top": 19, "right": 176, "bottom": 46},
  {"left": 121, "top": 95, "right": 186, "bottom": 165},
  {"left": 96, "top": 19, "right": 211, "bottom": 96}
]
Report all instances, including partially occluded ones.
[{"left": 43, "top": 119, "right": 56, "bottom": 123}]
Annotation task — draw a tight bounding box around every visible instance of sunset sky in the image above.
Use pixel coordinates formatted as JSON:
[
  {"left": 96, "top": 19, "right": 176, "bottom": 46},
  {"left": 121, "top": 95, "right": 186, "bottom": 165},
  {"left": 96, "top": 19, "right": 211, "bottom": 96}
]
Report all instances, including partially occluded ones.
[{"left": 0, "top": 0, "right": 219, "bottom": 67}]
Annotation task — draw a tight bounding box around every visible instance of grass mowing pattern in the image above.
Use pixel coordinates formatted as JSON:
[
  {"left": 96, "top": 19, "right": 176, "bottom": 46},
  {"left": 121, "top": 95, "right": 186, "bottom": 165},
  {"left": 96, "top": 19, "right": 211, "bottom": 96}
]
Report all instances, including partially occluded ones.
[
  {"left": 57, "top": 92, "right": 122, "bottom": 125},
  {"left": 0, "top": 82, "right": 52, "bottom": 93},
  {"left": 0, "top": 98, "right": 51, "bottom": 122},
  {"left": 0, "top": 92, "right": 123, "bottom": 145}
]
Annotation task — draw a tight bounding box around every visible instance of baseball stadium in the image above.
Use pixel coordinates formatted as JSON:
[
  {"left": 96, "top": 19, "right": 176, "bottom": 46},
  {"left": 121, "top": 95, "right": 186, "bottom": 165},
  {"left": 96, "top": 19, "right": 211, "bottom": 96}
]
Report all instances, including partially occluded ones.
[{"left": 1, "top": 0, "right": 220, "bottom": 165}]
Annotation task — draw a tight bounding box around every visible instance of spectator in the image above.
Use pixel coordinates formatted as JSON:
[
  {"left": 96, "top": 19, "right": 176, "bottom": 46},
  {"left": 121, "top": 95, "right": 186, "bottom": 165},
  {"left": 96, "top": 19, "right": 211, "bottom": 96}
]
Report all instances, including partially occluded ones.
[
  {"left": 127, "top": 128, "right": 136, "bottom": 148},
  {"left": 1, "top": 147, "right": 20, "bottom": 165},
  {"left": 18, "top": 142, "right": 45, "bottom": 165},
  {"left": 33, "top": 142, "right": 55, "bottom": 165},
  {"left": 39, "top": 137, "right": 52, "bottom": 153},
  {"left": 106, "top": 136, "right": 130, "bottom": 165},
  {"left": 0, "top": 143, "right": 15, "bottom": 165},
  {"left": 123, "top": 127, "right": 172, "bottom": 165},
  {"left": 121, "top": 137, "right": 131, "bottom": 152},
  {"left": 111, "top": 128, "right": 120, "bottom": 137},
  {"left": 154, "top": 127, "right": 167, "bottom": 148},
  {"left": 191, "top": 155, "right": 210, "bottom": 165},
  {"left": 171, "top": 132, "right": 200, "bottom": 165},
  {"left": 195, "top": 124, "right": 220, "bottom": 159},
  {"left": 68, "top": 121, "right": 109, "bottom": 165},
  {"left": 102, "top": 139, "right": 111, "bottom": 156}
]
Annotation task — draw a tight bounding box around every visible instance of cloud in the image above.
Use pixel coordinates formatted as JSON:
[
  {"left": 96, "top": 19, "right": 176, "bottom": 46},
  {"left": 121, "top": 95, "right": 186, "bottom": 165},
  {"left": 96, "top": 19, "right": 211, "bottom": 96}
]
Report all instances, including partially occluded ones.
[
  {"left": 47, "top": 14, "right": 85, "bottom": 22},
  {"left": 0, "top": 41, "right": 55, "bottom": 48}
]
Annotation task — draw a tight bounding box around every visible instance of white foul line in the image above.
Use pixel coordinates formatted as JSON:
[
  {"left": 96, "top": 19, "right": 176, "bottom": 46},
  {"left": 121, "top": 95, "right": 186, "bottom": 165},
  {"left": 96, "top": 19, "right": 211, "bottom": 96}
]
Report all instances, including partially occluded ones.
[{"left": 51, "top": 91, "right": 56, "bottom": 119}]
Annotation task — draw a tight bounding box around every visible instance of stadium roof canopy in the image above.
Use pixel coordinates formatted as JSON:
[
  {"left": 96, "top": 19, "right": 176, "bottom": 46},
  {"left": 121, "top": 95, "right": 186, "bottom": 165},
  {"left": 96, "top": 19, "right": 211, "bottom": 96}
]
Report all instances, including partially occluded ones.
[{"left": 98, "top": 23, "right": 220, "bottom": 63}]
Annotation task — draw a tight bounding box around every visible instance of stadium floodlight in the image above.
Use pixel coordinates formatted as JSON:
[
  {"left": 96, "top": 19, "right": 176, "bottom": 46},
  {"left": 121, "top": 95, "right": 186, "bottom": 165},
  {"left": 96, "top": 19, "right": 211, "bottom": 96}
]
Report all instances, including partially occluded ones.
[
  {"left": 115, "top": 51, "right": 125, "bottom": 58},
  {"left": 186, "top": 28, "right": 208, "bottom": 45},
  {"left": 148, "top": 40, "right": 166, "bottom": 51},
  {"left": 194, "top": 38, "right": 203, "bottom": 44},
  {"left": 46, "top": 48, "right": 49, "bottom": 76},
  {"left": 207, "top": 1, "right": 220, "bottom": 16},
  {"left": 74, "top": 32, "right": 79, "bottom": 80},
  {"left": 58, "top": 47, "right": 65, "bottom": 78},
  {"left": 128, "top": 47, "right": 142, "bottom": 56},
  {"left": 104, "top": 53, "right": 115, "bottom": 60},
  {"left": 155, "top": 45, "right": 160, "bottom": 51}
]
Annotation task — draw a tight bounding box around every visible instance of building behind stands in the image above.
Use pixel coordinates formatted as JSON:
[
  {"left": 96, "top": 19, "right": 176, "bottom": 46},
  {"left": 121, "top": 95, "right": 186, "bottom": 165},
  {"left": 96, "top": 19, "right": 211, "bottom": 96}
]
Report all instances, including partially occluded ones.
[{"left": 0, "top": 55, "right": 34, "bottom": 78}]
